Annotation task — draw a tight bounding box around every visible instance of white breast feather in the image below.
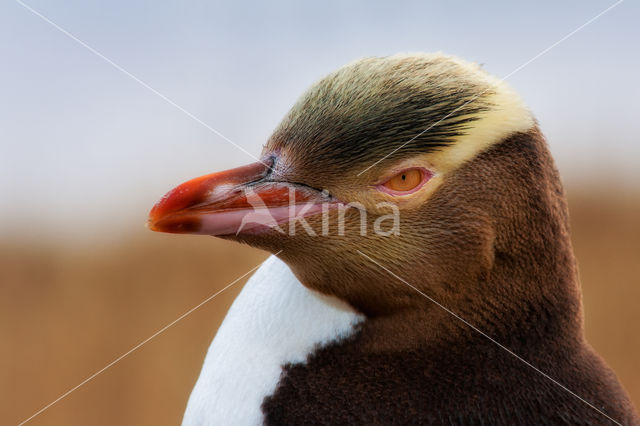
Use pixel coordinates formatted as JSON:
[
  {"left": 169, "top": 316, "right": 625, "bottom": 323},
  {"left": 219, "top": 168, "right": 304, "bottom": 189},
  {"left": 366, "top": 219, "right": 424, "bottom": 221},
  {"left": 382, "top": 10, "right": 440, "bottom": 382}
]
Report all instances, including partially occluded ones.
[{"left": 182, "top": 255, "right": 364, "bottom": 425}]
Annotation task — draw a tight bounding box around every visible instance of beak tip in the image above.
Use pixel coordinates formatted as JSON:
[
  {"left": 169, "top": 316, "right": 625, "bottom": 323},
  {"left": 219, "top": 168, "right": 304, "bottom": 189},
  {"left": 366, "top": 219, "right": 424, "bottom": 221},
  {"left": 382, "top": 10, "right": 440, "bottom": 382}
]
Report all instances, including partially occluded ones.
[
  {"left": 146, "top": 220, "right": 159, "bottom": 233},
  {"left": 147, "top": 204, "right": 163, "bottom": 233},
  {"left": 146, "top": 215, "right": 203, "bottom": 234}
]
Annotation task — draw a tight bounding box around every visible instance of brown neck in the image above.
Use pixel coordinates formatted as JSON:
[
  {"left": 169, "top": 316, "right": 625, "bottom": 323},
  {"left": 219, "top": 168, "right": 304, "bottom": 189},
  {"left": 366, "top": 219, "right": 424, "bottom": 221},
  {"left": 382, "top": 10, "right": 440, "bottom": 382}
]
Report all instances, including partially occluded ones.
[{"left": 285, "top": 128, "right": 584, "bottom": 354}]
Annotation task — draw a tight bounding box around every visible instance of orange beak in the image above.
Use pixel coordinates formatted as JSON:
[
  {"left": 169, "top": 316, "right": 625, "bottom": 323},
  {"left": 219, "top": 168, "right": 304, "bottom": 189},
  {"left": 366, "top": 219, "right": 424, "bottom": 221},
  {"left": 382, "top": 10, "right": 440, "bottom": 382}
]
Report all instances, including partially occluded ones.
[{"left": 148, "top": 160, "right": 335, "bottom": 236}]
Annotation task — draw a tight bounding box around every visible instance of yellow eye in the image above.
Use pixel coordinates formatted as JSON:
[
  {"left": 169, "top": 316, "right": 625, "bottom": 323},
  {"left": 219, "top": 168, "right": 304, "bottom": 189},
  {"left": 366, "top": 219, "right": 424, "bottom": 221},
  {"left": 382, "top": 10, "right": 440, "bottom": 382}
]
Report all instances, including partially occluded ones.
[{"left": 383, "top": 169, "right": 424, "bottom": 193}]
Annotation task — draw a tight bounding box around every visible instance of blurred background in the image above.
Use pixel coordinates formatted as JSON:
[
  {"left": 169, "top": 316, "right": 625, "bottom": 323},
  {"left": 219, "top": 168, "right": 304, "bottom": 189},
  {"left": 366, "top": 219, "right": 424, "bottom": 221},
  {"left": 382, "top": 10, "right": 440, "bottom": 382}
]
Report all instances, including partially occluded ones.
[{"left": 1, "top": 0, "right": 638, "bottom": 424}]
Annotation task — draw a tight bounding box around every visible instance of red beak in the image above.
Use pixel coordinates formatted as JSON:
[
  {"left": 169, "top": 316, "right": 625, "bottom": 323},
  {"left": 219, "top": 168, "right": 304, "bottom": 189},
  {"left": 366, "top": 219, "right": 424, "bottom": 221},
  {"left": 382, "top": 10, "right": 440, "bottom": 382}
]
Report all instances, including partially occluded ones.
[{"left": 148, "top": 161, "right": 335, "bottom": 236}]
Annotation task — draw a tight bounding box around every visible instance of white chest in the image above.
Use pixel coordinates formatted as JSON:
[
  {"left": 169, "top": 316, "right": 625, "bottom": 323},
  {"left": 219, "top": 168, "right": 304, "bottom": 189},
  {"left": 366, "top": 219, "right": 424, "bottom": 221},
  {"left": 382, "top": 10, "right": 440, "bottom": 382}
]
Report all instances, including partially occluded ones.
[{"left": 182, "top": 255, "right": 364, "bottom": 425}]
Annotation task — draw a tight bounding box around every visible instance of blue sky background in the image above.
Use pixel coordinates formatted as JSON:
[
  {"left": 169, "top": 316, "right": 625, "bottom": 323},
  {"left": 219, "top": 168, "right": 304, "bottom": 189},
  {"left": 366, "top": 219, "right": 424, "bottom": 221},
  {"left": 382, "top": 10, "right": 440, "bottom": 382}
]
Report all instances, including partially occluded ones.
[{"left": 1, "top": 0, "right": 638, "bottom": 241}]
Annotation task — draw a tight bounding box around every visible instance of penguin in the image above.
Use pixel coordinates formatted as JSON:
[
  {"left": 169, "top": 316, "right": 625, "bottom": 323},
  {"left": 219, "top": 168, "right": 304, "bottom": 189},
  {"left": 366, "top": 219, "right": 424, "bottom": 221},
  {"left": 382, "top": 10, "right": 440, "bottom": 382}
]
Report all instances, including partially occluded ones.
[{"left": 148, "top": 53, "right": 638, "bottom": 424}]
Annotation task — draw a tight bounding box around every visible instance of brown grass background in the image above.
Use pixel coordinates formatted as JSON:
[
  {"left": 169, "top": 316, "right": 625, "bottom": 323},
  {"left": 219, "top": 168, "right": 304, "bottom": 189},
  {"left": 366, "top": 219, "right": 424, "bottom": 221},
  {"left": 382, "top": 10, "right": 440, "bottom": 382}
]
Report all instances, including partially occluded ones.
[{"left": 1, "top": 191, "right": 639, "bottom": 425}]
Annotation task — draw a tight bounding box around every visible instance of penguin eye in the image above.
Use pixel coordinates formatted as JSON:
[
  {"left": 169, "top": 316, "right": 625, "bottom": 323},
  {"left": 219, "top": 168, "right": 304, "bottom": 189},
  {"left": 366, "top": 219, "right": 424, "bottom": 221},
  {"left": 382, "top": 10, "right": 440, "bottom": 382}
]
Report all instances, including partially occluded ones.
[{"left": 380, "top": 168, "right": 428, "bottom": 195}]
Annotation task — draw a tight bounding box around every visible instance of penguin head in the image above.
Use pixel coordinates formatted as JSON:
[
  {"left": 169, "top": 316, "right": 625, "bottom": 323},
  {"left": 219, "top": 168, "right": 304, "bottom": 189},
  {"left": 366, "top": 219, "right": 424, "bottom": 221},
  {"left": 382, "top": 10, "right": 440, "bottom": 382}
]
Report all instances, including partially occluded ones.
[{"left": 149, "top": 53, "right": 568, "bottom": 317}]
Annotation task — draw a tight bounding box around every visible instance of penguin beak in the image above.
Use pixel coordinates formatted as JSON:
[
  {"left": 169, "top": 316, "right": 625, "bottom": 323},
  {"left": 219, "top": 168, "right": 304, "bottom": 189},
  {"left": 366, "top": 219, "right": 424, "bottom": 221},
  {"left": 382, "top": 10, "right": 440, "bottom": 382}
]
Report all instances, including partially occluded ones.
[{"left": 148, "top": 160, "right": 334, "bottom": 236}]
